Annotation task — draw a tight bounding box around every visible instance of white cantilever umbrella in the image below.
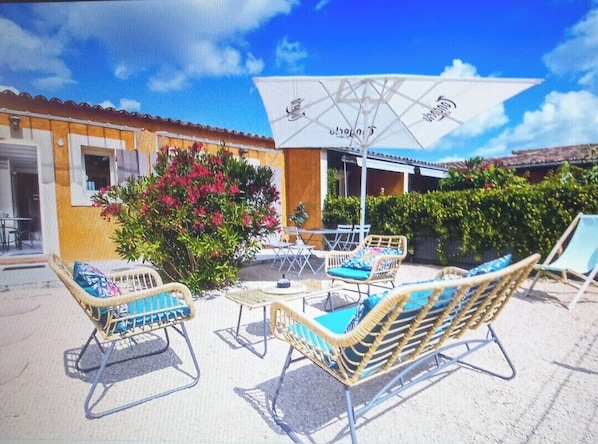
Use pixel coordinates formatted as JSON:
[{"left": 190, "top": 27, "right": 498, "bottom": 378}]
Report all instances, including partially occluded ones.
[{"left": 253, "top": 74, "right": 542, "bottom": 241}]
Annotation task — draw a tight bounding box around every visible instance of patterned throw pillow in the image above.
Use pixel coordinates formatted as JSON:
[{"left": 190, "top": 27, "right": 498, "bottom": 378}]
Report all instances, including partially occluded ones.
[
  {"left": 464, "top": 254, "right": 512, "bottom": 277},
  {"left": 73, "top": 262, "right": 127, "bottom": 317},
  {"left": 342, "top": 247, "right": 402, "bottom": 271}
]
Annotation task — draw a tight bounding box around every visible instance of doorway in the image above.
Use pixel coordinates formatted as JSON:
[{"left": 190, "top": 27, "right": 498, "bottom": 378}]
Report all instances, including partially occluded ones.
[{"left": 0, "top": 142, "right": 43, "bottom": 257}]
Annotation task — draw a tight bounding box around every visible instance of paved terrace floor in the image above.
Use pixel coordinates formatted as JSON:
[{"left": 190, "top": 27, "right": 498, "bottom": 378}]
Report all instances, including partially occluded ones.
[{"left": 0, "top": 252, "right": 596, "bottom": 443}]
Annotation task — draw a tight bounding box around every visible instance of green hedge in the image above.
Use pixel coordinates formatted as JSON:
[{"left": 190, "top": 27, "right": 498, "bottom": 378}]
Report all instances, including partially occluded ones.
[{"left": 323, "top": 182, "right": 598, "bottom": 263}]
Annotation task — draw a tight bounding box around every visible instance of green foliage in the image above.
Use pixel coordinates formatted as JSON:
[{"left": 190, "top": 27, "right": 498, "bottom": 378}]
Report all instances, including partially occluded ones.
[
  {"left": 326, "top": 168, "right": 338, "bottom": 198},
  {"left": 288, "top": 201, "right": 309, "bottom": 227},
  {"left": 323, "top": 182, "right": 598, "bottom": 263},
  {"left": 541, "top": 161, "right": 598, "bottom": 186},
  {"left": 322, "top": 195, "right": 361, "bottom": 227},
  {"left": 439, "top": 157, "right": 528, "bottom": 191},
  {"left": 92, "top": 142, "right": 279, "bottom": 295}
]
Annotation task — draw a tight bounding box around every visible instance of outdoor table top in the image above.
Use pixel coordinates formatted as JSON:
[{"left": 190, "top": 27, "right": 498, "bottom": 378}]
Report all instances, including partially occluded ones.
[{"left": 225, "top": 279, "right": 344, "bottom": 309}]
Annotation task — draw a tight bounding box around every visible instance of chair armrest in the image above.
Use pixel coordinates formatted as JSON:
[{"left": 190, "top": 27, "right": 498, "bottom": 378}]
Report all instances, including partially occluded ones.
[
  {"left": 435, "top": 266, "right": 468, "bottom": 280},
  {"left": 325, "top": 251, "right": 354, "bottom": 270},
  {"left": 79, "top": 282, "right": 195, "bottom": 340},
  {"left": 270, "top": 301, "right": 354, "bottom": 353},
  {"left": 368, "top": 254, "right": 405, "bottom": 278},
  {"left": 108, "top": 267, "right": 164, "bottom": 292}
]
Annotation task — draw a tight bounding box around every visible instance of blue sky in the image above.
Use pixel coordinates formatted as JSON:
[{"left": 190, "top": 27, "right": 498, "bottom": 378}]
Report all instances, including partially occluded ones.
[{"left": 1, "top": 0, "right": 597, "bottom": 163}]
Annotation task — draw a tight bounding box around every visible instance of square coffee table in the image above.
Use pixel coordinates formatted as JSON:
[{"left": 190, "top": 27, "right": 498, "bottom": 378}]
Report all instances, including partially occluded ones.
[{"left": 226, "top": 279, "right": 344, "bottom": 357}]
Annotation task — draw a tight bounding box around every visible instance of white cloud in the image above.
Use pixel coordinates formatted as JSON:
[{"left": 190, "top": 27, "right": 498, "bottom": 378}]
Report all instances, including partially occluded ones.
[
  {"left": 119, "top": 98, "right": 141, "bottom": 112},
  {"left": 0, "top": 16, "right": 74, "bottom": 90},
  {"left": 543, "top": 7, "right": 598, "bottom": 92},
  {"left": 115, "top": 63, "right": 135, "bottom": 81},
  {"left": 0, "top": 85, "right": 19, "bottom": 94},
  {"left": 440, "top": 58, "right": 479, "bottom": 78},
  {"left": 275, "top": 36, "right": 308, "bottom": 73},
  {"left": 98, "top": 98, "right": 141, "bottom": 112},
  {"left": 98, "top": 100, "right": 115, "bottom": 109},
  {"left": 33, "top": 76, "right": 76, "bottom": 90},
  {"left": 315, "top": 0, "right": 332, "bottom": 11},
  {"left": 28, "top": 0, "right": 298, "bottom": 91},
  {"left": 475, "top": 90, "right": 598, "bottom": 156},
  {"left": 148, "top": 69, "right": 189, "bottom": 92}
]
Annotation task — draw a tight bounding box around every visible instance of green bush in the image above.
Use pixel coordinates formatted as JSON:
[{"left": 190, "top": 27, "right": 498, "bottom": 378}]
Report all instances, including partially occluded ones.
[
  {"left": 439, "top": 156, "right": 528, "bottom": 191},
  {"left": 323, "top": 182, "right": 598, "bottom": 263},
  {"left": 93, "top": 142, "right": 279, "bottom": 295}
]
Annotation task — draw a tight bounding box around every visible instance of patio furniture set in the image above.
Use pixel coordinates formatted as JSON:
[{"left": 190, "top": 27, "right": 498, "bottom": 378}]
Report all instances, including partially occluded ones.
[
  {"left": 47, "top": 213, "right": 597, "bottom": 442},
  {"left": 269, "top": 224, "right": 372, "bottom": 276}
]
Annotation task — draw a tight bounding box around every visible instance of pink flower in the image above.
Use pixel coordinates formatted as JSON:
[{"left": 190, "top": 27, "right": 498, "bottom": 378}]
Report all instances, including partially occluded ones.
[{"left": 211, "top": 211, "right": 224, "bottom": 226}]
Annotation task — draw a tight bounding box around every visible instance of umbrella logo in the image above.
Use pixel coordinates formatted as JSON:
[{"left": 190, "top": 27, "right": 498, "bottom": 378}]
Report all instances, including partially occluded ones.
[
  {"left": 422, "top": 96, "right": 457, "bottom": 122},
  {"left": 286, "top": 98, "right": 305, "bottom": 121},
  {"left": 330, "top": 125, "right": 376, "bottom": 139}
]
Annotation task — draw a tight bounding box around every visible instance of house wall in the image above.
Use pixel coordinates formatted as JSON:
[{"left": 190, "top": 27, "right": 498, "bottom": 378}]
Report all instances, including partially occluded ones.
[
  {"left": 369, "top": 170, "right": 405, "bottom": 196},
  {"left": 0, "top": 94, "right": 282, "bottom": 263},
  {"left": 285, "top": 148, "right": 322, "bottom": 233}
]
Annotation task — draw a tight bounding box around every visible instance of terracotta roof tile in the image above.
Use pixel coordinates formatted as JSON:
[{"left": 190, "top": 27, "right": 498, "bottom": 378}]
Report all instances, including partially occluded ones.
[{"left": 441, "top": 144, "right": 598, "bottom": 169}]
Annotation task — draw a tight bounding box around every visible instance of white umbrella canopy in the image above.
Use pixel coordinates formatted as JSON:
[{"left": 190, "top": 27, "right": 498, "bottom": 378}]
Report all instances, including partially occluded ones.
[{"left": 253, "top": 74, "right": 542, "bottom": 240}]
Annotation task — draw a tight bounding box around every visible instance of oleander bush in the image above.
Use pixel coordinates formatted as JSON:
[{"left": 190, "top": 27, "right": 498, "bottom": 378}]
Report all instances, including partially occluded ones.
[{"left": 93, "top": 142, "right": 279, "bottom": 294}]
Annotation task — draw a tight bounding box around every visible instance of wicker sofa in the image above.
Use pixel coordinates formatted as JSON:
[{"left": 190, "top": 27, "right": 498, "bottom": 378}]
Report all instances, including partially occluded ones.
[{"left": 270, "top": 253, "right": 540, "bottom": 443}]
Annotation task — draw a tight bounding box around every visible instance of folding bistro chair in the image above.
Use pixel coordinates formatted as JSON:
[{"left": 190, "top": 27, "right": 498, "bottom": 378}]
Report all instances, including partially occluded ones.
[
  {"left": 524, "top": 212, "right": 598, "bottom": 309},
  {"left": 335, "top": 224, "right": 356, "bottom": 251}
]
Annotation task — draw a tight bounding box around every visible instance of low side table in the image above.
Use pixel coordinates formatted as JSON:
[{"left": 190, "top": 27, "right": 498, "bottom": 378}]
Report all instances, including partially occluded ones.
[{"left": 225, "top": 280, "right": 344, "bottom": 357}]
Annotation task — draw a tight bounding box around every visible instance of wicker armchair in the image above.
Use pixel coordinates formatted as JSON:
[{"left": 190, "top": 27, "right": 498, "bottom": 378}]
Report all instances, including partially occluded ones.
[
  {"left": 48, "top": 254, "right": 200, "bottom": 418},
  {"left": 325, "top": 234, "right": 407, "bottom": 307},
  {"left": 270, "top": 253, "right": 540, "bottom": 444}
]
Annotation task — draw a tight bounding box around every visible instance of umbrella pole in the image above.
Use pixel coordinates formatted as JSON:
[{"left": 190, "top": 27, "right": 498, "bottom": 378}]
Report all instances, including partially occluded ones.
[{"left": 359, "top": 149, "right": 368, "bottom": 243}]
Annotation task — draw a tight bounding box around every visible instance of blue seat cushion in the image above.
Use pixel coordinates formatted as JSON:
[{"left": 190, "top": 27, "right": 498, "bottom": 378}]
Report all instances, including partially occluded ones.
[
  {"left": 109, "top": 292, "right": 191, "bottom": 334},
  {"left": 288, "top": 306, "right": 357, "bottom": 355},
  {"left": 327, "top": 266, "right": 371, "bottom": 281}
]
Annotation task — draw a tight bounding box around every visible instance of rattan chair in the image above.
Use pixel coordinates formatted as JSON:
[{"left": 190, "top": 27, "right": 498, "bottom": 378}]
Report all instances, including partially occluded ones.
[
  {"left": 325, "top": 234, "right": 407, "bottom": 308},
  {"left": 270, "top": 253, "right": 540, "bottom": 444},
  {"left": 523, "top": 212, "right": 598, "bottom": 309},
  {"left": 48, "top": 254, "right": 200, "bottom": 418}
]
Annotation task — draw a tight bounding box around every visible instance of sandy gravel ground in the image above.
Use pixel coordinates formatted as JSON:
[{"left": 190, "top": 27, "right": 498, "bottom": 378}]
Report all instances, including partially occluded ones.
[{"left": 0, "top": 257, "right": 596, "bottom": 443}]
